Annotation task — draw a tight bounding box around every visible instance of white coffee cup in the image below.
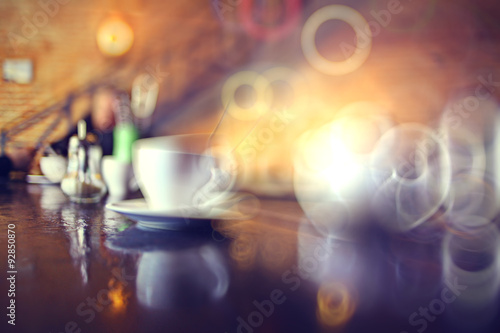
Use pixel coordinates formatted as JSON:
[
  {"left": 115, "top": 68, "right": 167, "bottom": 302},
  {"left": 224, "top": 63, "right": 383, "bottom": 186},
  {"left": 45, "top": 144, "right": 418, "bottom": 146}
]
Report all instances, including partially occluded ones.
[{"left": 133, "top": 134, "right": 234, "bottom": 211}]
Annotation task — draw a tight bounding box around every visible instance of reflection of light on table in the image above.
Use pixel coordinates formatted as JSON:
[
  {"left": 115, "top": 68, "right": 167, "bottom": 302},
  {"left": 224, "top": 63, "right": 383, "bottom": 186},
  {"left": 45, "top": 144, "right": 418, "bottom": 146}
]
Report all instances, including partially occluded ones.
[
  {"left": 316, "top": 281, "right": 357, "bottom": 327},
  {"left": 107, "top": 278, "right": 130, "bottom": 314}
]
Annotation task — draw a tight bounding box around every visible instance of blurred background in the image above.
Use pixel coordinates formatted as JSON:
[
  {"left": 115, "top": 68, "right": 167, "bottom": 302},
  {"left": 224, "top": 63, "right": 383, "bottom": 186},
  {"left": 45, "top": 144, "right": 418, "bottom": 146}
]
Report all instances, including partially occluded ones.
[{"left": 1, "top": 0, "right": 500, "bottom": 195}]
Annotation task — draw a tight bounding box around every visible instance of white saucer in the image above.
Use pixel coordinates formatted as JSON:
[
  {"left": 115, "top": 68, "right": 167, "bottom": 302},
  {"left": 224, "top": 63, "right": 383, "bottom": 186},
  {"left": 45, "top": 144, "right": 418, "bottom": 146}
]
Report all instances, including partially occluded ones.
[
  {"left": 26, "top": 175, "right": 58, "bottom": 184},
  {"left": 105, "top": 196, "right": 252, "bottom": 230}
]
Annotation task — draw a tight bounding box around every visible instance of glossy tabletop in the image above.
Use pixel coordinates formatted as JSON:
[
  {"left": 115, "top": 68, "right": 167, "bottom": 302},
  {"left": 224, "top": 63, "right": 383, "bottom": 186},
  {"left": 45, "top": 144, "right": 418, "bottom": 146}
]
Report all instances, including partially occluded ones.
[{"left": 1, "top": 182, "right": 499, "bottom": 333}]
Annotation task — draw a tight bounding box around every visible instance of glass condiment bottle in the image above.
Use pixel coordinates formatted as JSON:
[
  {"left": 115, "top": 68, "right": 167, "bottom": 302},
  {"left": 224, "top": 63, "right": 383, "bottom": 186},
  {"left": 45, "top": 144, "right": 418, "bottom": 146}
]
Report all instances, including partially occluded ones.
[{"left": 61, "top": 120, "right": 107, "bottom": 203}]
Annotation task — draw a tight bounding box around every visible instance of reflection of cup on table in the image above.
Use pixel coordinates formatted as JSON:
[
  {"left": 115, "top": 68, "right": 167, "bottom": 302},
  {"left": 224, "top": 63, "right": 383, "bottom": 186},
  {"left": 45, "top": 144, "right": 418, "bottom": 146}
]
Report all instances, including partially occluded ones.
[
  {"left": 136, "top": 245, "right": 229, "bottom": 309},
  {"left": 133, "top": 134, "right": 235, "bottom": 211}
]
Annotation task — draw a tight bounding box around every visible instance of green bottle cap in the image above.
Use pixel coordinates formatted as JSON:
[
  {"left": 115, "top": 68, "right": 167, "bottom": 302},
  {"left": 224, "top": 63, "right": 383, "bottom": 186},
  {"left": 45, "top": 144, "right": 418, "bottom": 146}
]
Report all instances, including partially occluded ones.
[{"left": 113, "top": 123, "right": 139, "bottom": 163}]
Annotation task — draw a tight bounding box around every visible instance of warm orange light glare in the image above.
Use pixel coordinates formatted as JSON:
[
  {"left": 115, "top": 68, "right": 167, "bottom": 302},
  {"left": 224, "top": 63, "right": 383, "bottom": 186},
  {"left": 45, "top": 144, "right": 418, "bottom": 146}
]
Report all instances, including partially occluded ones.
[
  {"left": 316, "top": 281, "right": 357, "bottom": 327},
  {"left": 107, "top": 278, "right": 130, "bottom": 313},
  {"left": 96, "top": 18, "right": 134, "bottom": 57}
]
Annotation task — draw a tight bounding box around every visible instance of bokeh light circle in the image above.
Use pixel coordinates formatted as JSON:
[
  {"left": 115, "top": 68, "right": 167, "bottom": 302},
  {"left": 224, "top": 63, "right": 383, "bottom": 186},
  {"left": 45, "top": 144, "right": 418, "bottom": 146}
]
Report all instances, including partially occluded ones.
[
  {"left": 221, "top": 70, "right": 270, "bottom": 121},
  {"left": 301, "top": 5, "right": 372, "bottom": 76},
  {"left": 370, "top": 123, "right": 451, "bottom": 232},
  {"left": 239, "top": 0, "right": 302, "bottom": 41},
  {"left": 317, "top": 281, "right": 357, "bottom": 327},
  {"left": 96, "top": 18, "right": 134, "bottom": 57},
  {"left": 261, "top": 66, "right": 309, "bottom": 110}
]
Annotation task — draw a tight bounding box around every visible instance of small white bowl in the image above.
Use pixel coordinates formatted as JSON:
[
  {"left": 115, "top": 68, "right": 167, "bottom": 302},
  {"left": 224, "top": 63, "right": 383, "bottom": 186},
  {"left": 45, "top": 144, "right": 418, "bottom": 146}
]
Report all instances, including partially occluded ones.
[{"left": 40, "top": 156, "right": 68, "bottom": 183}]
